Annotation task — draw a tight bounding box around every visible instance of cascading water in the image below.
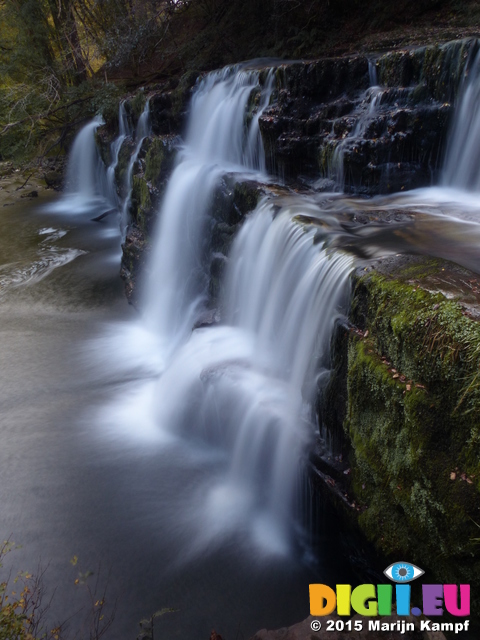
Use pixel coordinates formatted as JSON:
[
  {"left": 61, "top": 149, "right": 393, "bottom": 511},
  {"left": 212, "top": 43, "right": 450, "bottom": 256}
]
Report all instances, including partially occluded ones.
[
  {"left": 93, "top": 65, "right": 354, "bottom": 555},
  {"left": 330, "top": 64, "right": 383, "bottom": 189},
  {"left": 443, "top": 49, "right": 480, "bottom": 190},
  {"left": 368, "top": 58, "right": 378, "bottom": 87},
  {"left": 56, "top": 116, "right": 109, "bottom": 213},
  {"left": 142, "top": 66, "right": 274, "bottom": 362},
  {"left": 105, "top": 102, "right": 132, "bottom": 207},
  {"left": 143, "top": 199, "right": 352, "bottom": 553},
  {"left": 121, "top": 99, "right": 151, "bottom": 231}
]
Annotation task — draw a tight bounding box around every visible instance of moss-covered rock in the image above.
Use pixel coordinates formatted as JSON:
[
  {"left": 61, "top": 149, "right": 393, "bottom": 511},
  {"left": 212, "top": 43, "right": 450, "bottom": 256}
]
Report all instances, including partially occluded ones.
[
  {"left": 342, "top": 259, "right": 480, "bottom": 593},
  {"left": 115, "top": 138, "right": 135, "bottom": 197},
  {"left": 144, "top": 137, "right": 176, "bottom": 189},
  {"left": 131, "top": 176, "right": 151, "bottom": 230},
  {"left": 129, "top": 91, "right": 147, "bottom": 123}
]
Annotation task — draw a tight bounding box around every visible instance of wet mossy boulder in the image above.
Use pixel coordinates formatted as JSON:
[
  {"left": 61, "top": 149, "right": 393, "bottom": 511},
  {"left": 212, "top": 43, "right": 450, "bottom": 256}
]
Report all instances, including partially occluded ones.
[
  {"left": 377, "top": 39, "right": 475, "bottom": 103},
  {"left": 150, "top": 70, "right": 200, "bottom": 135},
  {"left": 344, "top": 258, "right": 480, "bottom": 593},
  {"left": 129, "top": 92, "right": 147, "bottom": 123}
]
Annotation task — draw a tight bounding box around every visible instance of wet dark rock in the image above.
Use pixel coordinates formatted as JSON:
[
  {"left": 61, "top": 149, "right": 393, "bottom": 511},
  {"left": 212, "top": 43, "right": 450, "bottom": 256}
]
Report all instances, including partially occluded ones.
[
  {"left": 43, "top": 170, "right": 63, "bottom": 191},
  {"left": 120, "top": 226, "right": 150, "bottom": 308},
  {"left": 207, "top": 177, "right": 269, "bottom": 306},
  {"left": 260, "top": 40, "right": 476, "bottom": 194},
  {"left": 119, "top": 38, "right": 479, "bottom": 307}
]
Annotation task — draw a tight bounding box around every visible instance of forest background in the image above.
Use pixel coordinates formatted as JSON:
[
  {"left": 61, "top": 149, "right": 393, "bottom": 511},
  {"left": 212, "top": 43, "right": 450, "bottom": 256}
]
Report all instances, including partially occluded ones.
[{"left": 1, "top": 0, "right": 480, "bottom": 164}]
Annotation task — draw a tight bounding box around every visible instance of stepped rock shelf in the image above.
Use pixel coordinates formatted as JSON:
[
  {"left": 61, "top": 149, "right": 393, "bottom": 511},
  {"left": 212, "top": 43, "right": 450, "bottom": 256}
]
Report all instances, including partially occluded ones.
[{"left": 95, "top": 37, "right": 480, "bottom": 604}]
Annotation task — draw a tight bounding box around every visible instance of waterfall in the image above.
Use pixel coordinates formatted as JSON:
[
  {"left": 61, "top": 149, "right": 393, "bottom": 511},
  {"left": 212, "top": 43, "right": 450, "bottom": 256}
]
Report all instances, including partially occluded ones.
[
  {"left": 57, "top": 116, "right": 109, "bottom": 213},
  {"left": 142, "top": 66, "right": 275, "bottom": 361},
  {"left": 368, "top": 58, "right": 378, "bottom": 87},
  {"left": 443, "top": 50, "right": 480, "bottom": 190},
  {"left": 105, "top": 102, "right": 132, "bottom": 207},
  {"left": 55, "top": 100, "right": 149, "bottom": 219},
  {"left": 146, "top": 200, "right": 352, "bottom": 552},
  {"left": 95, "top": 65, "right": 353, "bottom": 555},
  {"left": 121, "top": 99, "right": 152, "bottom": 230}
]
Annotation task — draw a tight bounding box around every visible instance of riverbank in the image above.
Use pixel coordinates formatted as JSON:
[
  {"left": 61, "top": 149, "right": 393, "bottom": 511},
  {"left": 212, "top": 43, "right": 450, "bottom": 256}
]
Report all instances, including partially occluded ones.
[{"left": 0, "top": 160, "right": 65, "bottom": 207}]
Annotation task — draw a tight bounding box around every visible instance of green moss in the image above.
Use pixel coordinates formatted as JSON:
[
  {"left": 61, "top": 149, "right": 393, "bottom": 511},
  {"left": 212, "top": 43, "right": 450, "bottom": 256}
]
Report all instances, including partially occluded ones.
[
  {"left": 376, "top": 40, "right": 472, "bottom": 103},
  {"left": 131, "top": 176, "right": 151, "bottom": 230},
  {"left": 244, "top": 86, "right": 262, "bottom": 128},
  {"left": 144, "top": 139, "right": 166, "bottom": 187},
  {"left": 318, "top": 142, "right": 336, "bottom": 177},
  {"left": 92, "top": 85, "right": 124, "bottom": 127},
  {"left": 130, "top": 92, "right": 147, "bottom": 121},
  {"left": 232, "top": 181, "right": 261, "bottom": 219},
  {"left": 420, "top": 39, "right": 470, "bottom": 102},
  {"left": 171, "top": 70, "right": 199, "bottom": 119},
  {"left": 115, "top": 140, "right": 132, "bottom": 194},
  {"left": 346, "top": 268, "right": 480, "bottom": 591}
]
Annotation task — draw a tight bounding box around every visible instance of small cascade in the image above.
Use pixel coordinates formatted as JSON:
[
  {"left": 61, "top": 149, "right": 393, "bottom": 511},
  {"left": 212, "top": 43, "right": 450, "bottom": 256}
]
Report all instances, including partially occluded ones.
[
  {"left": 329, "top": 68, "right": 383, "bottom": 189},
  {"left": 121, "top": 99, "right": 151, "bottom": 231},
  {"left": 58, "top": 116, "right": 109, "bottom": 212},
  {"left": 443, "top": 49, "right": 480, "bottom": 190},
  {"left": 105, "top": 102, "right": 132, "bottom": 207},
  {"left": 142, "top": 66, "right": 275, "bottom": 361},
  {"left": 368, "top": 58, "right": 378, "bottom": 87},
  {"left": 150, "top": 200, "right": 352, "bottom": 552}
]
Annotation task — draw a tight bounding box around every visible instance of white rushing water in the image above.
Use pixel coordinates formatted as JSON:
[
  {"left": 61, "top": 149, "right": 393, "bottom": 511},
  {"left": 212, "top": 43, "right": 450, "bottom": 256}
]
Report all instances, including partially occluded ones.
[
  {"left": 105, "top": 102, "right": 132, "bottom": 207},
  {"left": 55, "top": 116, "right": 110, "bottom": 213},
  {"left": 91, "top": 65, "right": 356, "bottom": 555},
  {"left": 149, "top": 201, "right": 352, "bottom": 553},
  {"left": 52, "top": 100, "right": 149, "bottom": 220},
  {"left": 91, "top": 50, "right": 480, "bottom": 559},
  {"left": 121, "top": 99, "right": 151, "bottom": 231},
  {"left": 142, "top": 66, "right": 274, "bottom": 360},
  {"left": 443, "top": 48, "right": 480, "bottom": 190}
]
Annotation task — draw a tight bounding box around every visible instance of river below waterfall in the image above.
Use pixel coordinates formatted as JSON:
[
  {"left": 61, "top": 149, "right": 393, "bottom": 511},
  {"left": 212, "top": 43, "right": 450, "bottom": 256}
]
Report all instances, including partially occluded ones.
[
  {"left": 3, "top": 184, "right": 480, "bottom": 638},
  {"left": 0, "top": 196, "right": 360, "bottom": 639}
]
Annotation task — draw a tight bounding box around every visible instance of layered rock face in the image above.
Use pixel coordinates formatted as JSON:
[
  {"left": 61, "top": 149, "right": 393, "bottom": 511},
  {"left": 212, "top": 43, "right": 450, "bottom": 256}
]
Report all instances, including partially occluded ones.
[
  {"left": 259, "top": 39, "right": 474, "bottom": 192},
  {"left": 106, "top": 39, "right": 478, "bottom": 306}
]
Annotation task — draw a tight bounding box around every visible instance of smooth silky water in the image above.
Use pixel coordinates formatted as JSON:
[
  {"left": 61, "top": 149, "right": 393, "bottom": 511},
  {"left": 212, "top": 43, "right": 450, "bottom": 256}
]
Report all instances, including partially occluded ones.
[
  {"left": 0, "top": 196, "right": 344, "bottom": 639},
  {"left": 4, "top": 58, "right": 480, "bottom": 639}
]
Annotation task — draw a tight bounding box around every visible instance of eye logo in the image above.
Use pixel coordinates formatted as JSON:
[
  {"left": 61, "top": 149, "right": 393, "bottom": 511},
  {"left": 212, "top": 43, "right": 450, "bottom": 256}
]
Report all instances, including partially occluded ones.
[{"left": 384, "top": 562, "right": 424, "bottom": 583}]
